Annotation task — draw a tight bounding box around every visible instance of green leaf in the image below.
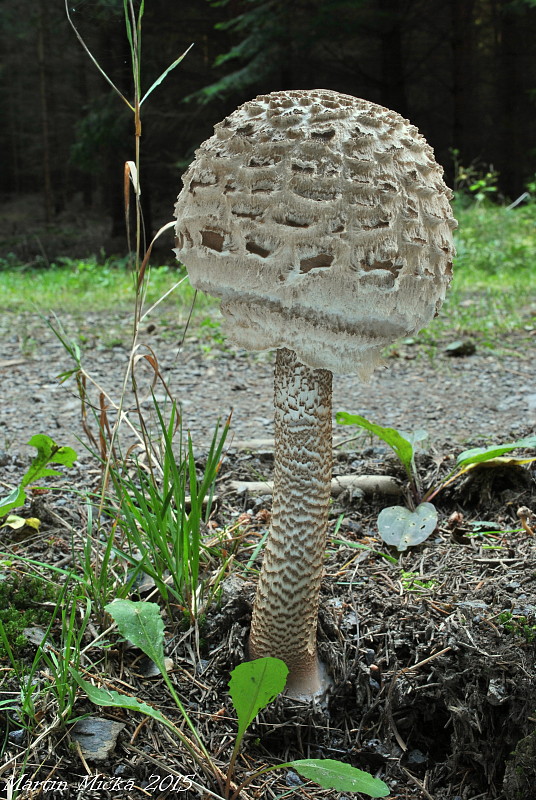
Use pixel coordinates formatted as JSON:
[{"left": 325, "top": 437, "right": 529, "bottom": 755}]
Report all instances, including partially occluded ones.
[
  {"left": 22, "top": 435, "right": 77, "bottom": 489},
  {"left": 26, "top": 434, "right": 78, "bottom": 466},
  {"left": 289, "top": 759, "right": 389, "bottom": 797},
  {"left": 71, "top": 670, "right": 169, "bottom": 725},
  {"left": 378, "top": 502, "right": 438, "bottom": 551},
  {"left": 105, "top": 600, "right": 166, "bottom": 672},
  {"left": 336, "top": 413, "right": 414, "bottom": 478},
  {"left": 0, "top": 485, "right": 26, "bottom": 515},
  {"left": 398, "top": 429, "right": 429, "bottom": 450},
  {"left": 456, "top": 436, "right": 536, "bottom": 468},
  {"left": 331, "top": 538, "right": 398, "bottom": 564},
  {"left": 229, "top": 657, "right": 288, "bottom": 743}
]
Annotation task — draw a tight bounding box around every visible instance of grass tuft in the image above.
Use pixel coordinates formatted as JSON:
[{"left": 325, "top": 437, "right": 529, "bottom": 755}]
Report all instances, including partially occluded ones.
[
  {"left": 433, "top": 202, "right": 536, "bottom": 339},
  {"left": 0, "top": 255, "right": 217, "bottom": 319}
]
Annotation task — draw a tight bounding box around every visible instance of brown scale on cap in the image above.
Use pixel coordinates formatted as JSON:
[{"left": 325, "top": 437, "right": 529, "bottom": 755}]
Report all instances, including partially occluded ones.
[
  {"left": 174, "top": 88, "right": 456, "bottom": 378},
  {"left": 174, "top": 90, "right": 456, "bottom": 699}
]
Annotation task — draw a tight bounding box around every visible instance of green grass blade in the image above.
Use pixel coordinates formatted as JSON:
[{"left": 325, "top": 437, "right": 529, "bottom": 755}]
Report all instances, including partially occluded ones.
[
  {"left": 140, "top": 44, "right": 194, "bottom": 106},
  {"left": 65, "top": 0, "right": 134, "bottom": 112},
  {"left": 186, "top": 435, "right": 201, "bottom": 598},
  {"left": 330, "top": 538, "right": 398, "bottom": 565}
]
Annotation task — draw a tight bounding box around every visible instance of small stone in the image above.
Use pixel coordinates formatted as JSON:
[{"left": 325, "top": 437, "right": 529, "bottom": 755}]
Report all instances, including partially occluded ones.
[
  {"left": 365, "top": 738, "right": 390, "bottom": 759},
  {"left": 138, "top": 656, "right": 174, "bottom": 678},
  {"left": 71, "top": 717, "right": 125, "bottom": 761},
  {"left": 23, "top": 627, "right": 51, "bottom": 649},
  {"left": 487, "top": 678, "right": 508, "bottom": 706},
  {"left": 8, "top": 730, "right": 26, "bottom": 745},
  {"left": 407, "top": 748, "right": 427, "bottom": 765},
  {"left": 285, "top": 770, "right": 303, "bottom": 787}
]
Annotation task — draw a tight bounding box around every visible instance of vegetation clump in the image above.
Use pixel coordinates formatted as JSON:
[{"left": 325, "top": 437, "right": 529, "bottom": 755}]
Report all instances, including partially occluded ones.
[
  {"left": 0, "top": 573, "right": 60, "bottom": 658},
  {"left": 498, "top": 611, "right": 536, "bottom": 643}
]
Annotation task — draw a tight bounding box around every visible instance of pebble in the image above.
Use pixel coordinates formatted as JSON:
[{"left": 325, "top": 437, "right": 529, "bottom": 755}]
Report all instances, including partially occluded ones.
[
  {"left": 8, "top": 730, "right": 26, "bottom": 745},
  {"left": 1, "top": 312, "right": 534, "bottom": 456},
  {"left": 407, "top": 748, "right": 427, "bottom": 764},
  {"left": 285, "top": 770, "right": 303, "bottom": 787}
]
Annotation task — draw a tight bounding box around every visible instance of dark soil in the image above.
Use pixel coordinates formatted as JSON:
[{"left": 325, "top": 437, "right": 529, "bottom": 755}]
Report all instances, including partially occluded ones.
[{"left": 1, "top": 309, "right": 535, "bottom": 800}]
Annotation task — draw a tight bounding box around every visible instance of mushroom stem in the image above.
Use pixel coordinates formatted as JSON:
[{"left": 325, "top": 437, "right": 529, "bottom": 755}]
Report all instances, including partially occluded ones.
[{"left": 249, "top": 347, "right": 332, "bottom": 699}]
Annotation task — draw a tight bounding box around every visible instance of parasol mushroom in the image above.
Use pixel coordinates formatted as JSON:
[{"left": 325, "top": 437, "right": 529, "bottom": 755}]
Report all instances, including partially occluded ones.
[{"left": 174, "top": 89, "right": 456, "bottom": 699}]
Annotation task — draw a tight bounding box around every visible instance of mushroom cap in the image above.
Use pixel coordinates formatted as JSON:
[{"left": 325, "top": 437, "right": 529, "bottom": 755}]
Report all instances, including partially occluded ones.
[{"left": 174, "top": 89, "right": 456, "bottom": 376}]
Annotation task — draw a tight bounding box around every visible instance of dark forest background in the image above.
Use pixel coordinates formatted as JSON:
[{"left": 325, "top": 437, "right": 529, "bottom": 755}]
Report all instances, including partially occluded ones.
[{"left": 1, "top": 0, "right": 536, "bottom": 259}]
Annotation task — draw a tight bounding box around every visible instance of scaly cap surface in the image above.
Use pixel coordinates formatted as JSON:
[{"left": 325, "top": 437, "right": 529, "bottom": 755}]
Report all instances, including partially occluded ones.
[{"left": 174, "top": 89, "right": 456, "bottom": 376}]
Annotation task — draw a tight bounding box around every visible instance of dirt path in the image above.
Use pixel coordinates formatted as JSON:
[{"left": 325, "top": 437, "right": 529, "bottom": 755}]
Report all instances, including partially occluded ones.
[{"left": 1, "top": 309, "right": 535, "bottom": 462}]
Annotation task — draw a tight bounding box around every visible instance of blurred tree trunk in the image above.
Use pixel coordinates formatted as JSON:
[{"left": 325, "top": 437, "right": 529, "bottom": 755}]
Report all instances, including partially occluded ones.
[
  {"left": 1, "top": 0, "right": 536, "bottom": 232},
  {"left": 378, "top": 0, "right": 408, "bottom": 116},
  {"left": 99, "top": 26, "right": 133, "bottom": 240},
  {"left": 37, "top": 0, "right": 53, "bottom": 222},
  {"left": 451, "top": 0, "right": 476, "bottom": 164},
  {"left": 6, "top": 49, "right": 22, "bottom": 194},
  {"left": 76, "top": 61, "right": 94, "bottom": 208},
  {"left": 497, "top": 0, "right": 536, "bottom": 197}
]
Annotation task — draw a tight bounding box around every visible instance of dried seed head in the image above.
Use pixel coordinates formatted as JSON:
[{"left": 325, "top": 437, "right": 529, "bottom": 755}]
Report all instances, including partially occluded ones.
[{"left": 174, "top": 89, "right": 456, "bottom": 376}]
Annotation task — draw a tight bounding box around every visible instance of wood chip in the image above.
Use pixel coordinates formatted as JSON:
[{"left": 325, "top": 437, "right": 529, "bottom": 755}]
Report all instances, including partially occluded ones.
[{"left": 0, "top": 358, "right": 27, "bottom": 369}]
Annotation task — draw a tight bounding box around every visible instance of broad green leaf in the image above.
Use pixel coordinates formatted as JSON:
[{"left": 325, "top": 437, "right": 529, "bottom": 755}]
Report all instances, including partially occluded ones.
[
  {"left": 27, "top": 434, "right": 78, "bottom": 466},
  {"left": 105, "top": 600, "right": 165, "bottom": 672},
  {"left": 336, "top": 413, "right": 414, "bottom": 477},
  {"left": 71, "top": 670, "right": 168, "bottom": 725},
  {"left": 289, "top": 759, "right": 389, "bottom": 797},
  {"left": 398, "top": 429, "right": 429, "bottom": 450},
  {"left": 22, "top": 435, "right": 77, "bottom": 488},
  {"left": 378, "top": 502, "right": 438, "bottom": 551},
  {"left": 229, "top": 658, "right": 288, "bottom": 743},
  {"left": 456, "top": 436, "right": 536, "bottom": 469},
  {"left": 0, "top": 485, "right": 26, "bottom": 515},
  {"left": 104, "top": 601, "right": 212, "bottom": 762}
]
